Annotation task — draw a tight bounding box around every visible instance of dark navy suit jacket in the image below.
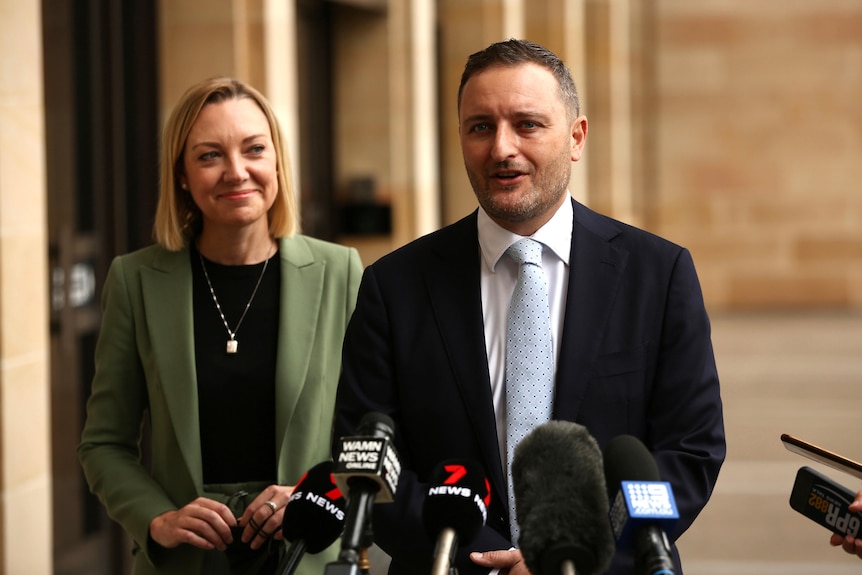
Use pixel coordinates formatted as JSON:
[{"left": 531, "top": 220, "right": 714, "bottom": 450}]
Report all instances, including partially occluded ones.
[{"left": 334, "top": 199, "right": 725, "bottom": 574}]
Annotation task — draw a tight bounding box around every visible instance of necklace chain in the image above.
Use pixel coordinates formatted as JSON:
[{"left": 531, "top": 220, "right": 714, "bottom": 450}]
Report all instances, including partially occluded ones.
[{"left": 198, "top": 246, "right": 273, "bottom": 354}]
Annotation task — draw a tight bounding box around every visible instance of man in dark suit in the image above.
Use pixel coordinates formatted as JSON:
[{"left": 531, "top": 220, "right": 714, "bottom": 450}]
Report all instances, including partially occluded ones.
[{"left": 334, "top": 39, "right": 725, "bottom": 575}]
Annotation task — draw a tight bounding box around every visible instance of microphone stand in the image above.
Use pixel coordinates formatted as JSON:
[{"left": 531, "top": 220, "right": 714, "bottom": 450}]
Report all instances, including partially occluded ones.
[
  {"left": 430, "top": 528, "right": 459, "bottom": 575},
  {"left": 274, "top": 538, "right": 306, "bottom": 575},
  {"left": 358, "top": 548, "right": 371, "bottom": 575},
  {"left": 324, "top": 491, "right": 376, "bottom": 575},
  {"left": 322, "top": 562, "right": 361, "bottom": 575},
  {"left": 358, "top": 512, "right": 374, "bottom": 575}
]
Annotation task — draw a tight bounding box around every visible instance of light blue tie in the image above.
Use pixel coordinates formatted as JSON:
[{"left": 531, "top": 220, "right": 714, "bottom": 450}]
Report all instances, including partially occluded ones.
[{"left": 504, "top": 238, "right": 555, "bottom": 543}]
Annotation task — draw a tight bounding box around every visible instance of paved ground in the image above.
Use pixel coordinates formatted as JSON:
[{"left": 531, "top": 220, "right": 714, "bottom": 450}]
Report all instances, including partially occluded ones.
[{"left": 678, "top": 310, "right": 862, "bottom": 574}]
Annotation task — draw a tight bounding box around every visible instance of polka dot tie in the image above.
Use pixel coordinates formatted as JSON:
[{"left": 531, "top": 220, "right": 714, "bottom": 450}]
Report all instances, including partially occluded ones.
[{"left": 504, "top": 238, "right": 554, "bottom": 544}]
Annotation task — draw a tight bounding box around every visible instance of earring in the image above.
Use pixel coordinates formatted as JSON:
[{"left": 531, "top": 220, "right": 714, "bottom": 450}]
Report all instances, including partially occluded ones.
[{"left": 181, "top": 183, "right": 188, "bottom": 190}]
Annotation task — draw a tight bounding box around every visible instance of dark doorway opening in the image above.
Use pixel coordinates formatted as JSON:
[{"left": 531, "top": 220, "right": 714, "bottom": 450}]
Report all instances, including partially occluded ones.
[{"left": 43, "top": 1, "right": 158, "bottom": 573}]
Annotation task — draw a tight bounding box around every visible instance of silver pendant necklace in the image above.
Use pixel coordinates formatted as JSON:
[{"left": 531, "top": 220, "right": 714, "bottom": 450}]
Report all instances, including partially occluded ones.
[{"left": 198, "top": 246, "right": 273, "bottom": 354}]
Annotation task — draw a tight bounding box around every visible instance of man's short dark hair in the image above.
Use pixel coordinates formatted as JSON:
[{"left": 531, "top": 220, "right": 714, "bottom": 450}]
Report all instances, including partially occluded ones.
[{"left": 457, "top": 38, "right": 580, "bottom": 120}]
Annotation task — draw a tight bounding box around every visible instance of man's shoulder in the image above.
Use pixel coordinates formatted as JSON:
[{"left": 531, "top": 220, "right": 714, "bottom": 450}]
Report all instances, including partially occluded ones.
[
  {"left": 374, "top": 211, "right": 478, "bottom": 266},
  {"left": 574, "top": 200, "right": 684, "bottom": 255}
]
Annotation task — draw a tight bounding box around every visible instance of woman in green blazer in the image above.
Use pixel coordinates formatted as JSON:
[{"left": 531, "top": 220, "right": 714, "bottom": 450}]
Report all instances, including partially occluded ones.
[{"left": 78, "top": 78, "right": 362, "bottom": 575}]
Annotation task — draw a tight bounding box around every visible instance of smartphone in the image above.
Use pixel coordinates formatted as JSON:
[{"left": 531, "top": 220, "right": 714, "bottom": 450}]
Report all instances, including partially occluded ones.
[{"left": 781, "top": 433, "right": 862, "bottom": 481}]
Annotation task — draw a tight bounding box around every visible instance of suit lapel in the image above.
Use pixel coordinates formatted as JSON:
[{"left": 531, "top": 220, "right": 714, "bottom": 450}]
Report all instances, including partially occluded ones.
[
  {"left": 423, "top": 214, "right": 508, "bottom": 504},
  {"left": 273, "top": 236, "right": 324, "bottom": 480},
  {"left": 555, "top": 200, "right": 628, "bottom": 421},
  {"left": 140, "top": 248, "right": 204, "bottom": 487},
  {"left": 138, "top": 240, "right": 326, "bottom": 489}
]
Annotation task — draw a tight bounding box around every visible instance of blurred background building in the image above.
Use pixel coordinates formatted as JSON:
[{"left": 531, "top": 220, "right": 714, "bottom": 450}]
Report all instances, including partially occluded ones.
[{"left": 0, "top": 0, "right": 860, "bottom": 573}]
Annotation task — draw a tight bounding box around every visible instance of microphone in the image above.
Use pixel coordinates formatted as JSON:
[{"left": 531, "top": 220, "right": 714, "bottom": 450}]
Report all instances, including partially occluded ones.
[
  {"left": 789, "top": 466, "right": 862, "bottom": 538},
  {"left": 603, "top": 435, "right": 679, "bottom": 575},
  {"left": 277, "top": 460, "right": 347, "bottom": 575},
  {"left": 512, "top": 420, "right": 615, "bottom": 575},
  {"left": 422, "top": 459, "right": 491, "bottom": 575},
  {"left": 328, "top": 412, "right": 402, "bottom": 572}
]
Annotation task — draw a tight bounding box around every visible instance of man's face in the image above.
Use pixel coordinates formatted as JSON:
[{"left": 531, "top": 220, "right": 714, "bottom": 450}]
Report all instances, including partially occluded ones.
[{"left": 459, "top": 63, "right": 587, "bottom": 235}]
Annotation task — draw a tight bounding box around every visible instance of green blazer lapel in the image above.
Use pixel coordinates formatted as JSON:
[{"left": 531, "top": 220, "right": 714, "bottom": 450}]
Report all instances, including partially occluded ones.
[
  {"left": 140, "top": 248, "right": 204, "bottom": 488},
  {"left": 274, "top": 236, "right": 325, "bottom": 479}
]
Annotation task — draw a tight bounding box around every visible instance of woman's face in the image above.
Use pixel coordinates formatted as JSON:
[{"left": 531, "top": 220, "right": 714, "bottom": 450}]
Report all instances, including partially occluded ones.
[{"left": 181, "top": 97, "right": 278, "bottom": 235}]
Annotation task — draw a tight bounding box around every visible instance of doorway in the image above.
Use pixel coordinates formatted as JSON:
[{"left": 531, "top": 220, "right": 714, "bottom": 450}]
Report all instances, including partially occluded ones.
[{"left": 43, "top": 0, "right": 158, "bottom": 573}]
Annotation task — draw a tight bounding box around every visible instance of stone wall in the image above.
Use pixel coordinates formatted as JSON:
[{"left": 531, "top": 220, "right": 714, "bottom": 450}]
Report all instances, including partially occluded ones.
[{"left": 652, "top": 1, "right": 862, "bottom": 309}]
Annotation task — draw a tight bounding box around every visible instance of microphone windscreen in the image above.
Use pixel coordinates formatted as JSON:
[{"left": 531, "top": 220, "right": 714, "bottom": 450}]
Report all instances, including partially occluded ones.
[
  {"left": 357, "top": 411, "right": 395, "bottom": 438},
  {"left": 512, "top": 421, "right": 615, "bottom": 575},
  {"left": 422, "top": 459, "right": 491, "bottom": 545},
  {"left": 282, "top": 460, "right": 347, "bottom": 554},
  {"left": 603, "top": 434, "right": 660, "bottom": 488}
]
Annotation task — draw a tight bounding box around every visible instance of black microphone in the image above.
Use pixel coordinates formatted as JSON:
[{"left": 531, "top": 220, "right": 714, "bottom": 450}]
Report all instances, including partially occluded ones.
[
  {"left": 422, "top": 459, "right": 491, "bottom": 575},
  {"left": 603, "top": 435, "right": 679, "bottom": 575},
  {"left": 277, "top": 460, "right": 347, "bottom": 575},
  {"left": 512, "top": 420, "right": 615, "bottom": 575},
  {"left": 328, "top": 412, "right": 401, "bottom": 573}
]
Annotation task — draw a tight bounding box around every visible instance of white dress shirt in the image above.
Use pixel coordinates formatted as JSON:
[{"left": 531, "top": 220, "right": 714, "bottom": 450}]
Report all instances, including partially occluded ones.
[{"left": 477, "top": 195, "right": 573, "bottom": 483}]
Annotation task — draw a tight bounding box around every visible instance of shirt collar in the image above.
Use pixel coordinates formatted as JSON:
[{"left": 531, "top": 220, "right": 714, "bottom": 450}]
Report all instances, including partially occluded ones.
[{"left": 478, "top": 194, "right": 573, "bottom": 271}]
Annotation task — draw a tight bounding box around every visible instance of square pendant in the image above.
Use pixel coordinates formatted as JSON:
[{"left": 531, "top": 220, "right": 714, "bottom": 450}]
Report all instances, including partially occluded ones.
[{"left": 226, "top": 340, "right": 238, "bottom": 354}]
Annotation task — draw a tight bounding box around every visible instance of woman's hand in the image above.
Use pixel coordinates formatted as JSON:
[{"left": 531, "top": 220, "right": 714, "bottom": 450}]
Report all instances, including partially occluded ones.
[
  {"left": 149, "top": 497, "right": 237, "bottom": 551},
  {"left": 238, "top": 484, "right": 296, "bottom": 550}
]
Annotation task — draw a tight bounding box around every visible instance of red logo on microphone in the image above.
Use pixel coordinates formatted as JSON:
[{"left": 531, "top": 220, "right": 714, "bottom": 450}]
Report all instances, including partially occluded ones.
[
  {"left": 326, "top": 473, "right": 344, "bottom": 500},
  {"left": 443, "top": 464, "right": 468, "bottom": 485},
  {"left": 442, "top": 464, "right": 491, "bottom": 507}
]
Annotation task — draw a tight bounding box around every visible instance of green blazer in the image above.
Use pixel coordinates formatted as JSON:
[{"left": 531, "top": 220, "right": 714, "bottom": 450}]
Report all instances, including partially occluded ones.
[{"left": 78, "top": 235, "right": 363, "bottom": 575}]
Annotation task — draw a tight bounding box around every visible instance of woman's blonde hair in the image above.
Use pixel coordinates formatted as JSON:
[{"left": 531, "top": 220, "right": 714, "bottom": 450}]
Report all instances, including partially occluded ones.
[{"left": 154, "top": 77, "right": 298, "bottom": 250}]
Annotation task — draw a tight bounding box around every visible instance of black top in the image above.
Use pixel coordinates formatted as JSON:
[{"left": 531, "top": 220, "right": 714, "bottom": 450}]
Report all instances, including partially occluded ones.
[{"left": 191, "top": 245, "right": 281, "bottom": 484}]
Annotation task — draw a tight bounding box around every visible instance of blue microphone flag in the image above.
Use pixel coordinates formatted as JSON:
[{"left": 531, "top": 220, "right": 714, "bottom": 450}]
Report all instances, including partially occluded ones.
[{"left": 609, "top": 480, "right": 679, "bottom": 548}]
